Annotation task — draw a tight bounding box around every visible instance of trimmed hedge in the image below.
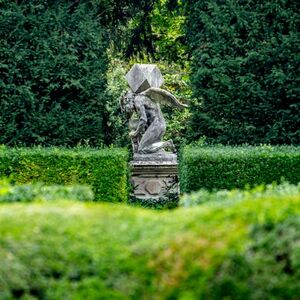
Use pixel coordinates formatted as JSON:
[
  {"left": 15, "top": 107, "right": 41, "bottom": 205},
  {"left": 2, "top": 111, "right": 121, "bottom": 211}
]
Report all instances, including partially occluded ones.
[
  {"left": 0, "top": 1, "right": 109, "bottom": 147},
  {"left": 180, "top": 145, "right": 300, "bottom": 193},
  {"left": 186, "top": 0, "right": 300, "bottom": 145},
  {"left": 180, "top": 182, "right": 300, "bottom": 207},
  {"left": 0, "top": 147, "right": 128, "bottom": 202},
  {"left": 0, "top": 180, "right": 94, "bottom": 203},
  {"left": 0, "top": 189, "right": 299, "bottom": 299}
]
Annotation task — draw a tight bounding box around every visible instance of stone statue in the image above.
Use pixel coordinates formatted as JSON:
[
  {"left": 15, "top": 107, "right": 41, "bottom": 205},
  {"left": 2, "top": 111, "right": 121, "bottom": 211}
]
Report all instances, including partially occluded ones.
[{"left": 120, "top": 64, "right": 188, "bottom": 154}]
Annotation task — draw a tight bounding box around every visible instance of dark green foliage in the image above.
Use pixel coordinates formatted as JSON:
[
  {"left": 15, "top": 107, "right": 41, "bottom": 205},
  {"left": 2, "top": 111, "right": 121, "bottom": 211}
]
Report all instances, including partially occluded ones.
[
  {"left": 186, "top": 0, "right": 300, "bottom": 145},
  {"left": 0, "top": 190, "right": 299, "bottom": 299},
  {"left": 247, "top": 217, "right": 300, "bottom": 299},
  {"left": 180, "top": 145, "right": 300, "bottom": 193},
  {"left": 0, "top": 147, "right": 128, "bottom": 202},
  {"left": 129, "top": 185, "right": 179, "bottom": 209},
  {"left": 129, "top": 196, "right": 179, "bottom": 209},
  {"left": 0, "top": 180, "right": 94, "bottom": 203},
  {"left": 0, "top": 1, "right": 108, "bottom": 146},
  {"left": 125, "top": 0, "right": 187, "bottom": 61},
  {"left": 123, "top": 0, "right": 156, "bottom": 57},
  {"left": 207, "top": 216, "right": 300, "bottom": 300},
  {"left": 115, "top": 0, "right": 188, "bottom": 63}
]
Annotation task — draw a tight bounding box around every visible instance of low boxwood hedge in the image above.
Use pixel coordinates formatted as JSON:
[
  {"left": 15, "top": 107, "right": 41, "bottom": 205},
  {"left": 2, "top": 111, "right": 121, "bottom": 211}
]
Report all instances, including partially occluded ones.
[
  {"left": 180, "top": 145, "right": 300, "bottom": 193},
  {"left": 0, "top": 179, "right": 94, "bottom": 203},
  {"left": 0, "top": 147, "right": 128, "bottom": 202},
  {"left": 180, "top": 182, "right": 300, "bottom": 207},
  {"left": 0, "top": 188, "right": 299, "bottom": 299}
]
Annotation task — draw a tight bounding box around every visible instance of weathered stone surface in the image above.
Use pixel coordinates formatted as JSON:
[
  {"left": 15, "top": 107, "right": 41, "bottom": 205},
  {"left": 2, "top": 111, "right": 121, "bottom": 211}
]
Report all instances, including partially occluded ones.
[
  {"left": 125, "top": 64, "right": 164, "bottom": 93},
  {"left": 130, "top": 153, "right": 179, "bottom": 201},
  {"left": 145, "top": 180, "right": 162, "bottom": 195},
  {"left": 133, "top": 153, "right": 177, "bottom": 164}
]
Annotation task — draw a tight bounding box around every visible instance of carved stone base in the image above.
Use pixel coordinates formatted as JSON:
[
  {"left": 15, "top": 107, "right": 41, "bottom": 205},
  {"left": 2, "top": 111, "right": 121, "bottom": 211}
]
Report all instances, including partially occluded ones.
[{"left": 130, "top": 153, "right": 179, "bottom": 201}]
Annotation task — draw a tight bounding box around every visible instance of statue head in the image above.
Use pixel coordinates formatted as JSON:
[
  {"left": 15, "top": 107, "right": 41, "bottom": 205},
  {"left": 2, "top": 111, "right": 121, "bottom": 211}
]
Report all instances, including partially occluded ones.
[{"left": 120, "top": 90, "right": 135, "bottom": 118}]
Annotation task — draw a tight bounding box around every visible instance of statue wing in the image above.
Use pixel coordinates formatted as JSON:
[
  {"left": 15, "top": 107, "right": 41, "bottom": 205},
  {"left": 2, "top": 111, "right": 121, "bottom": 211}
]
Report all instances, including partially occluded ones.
[{"left": 140, "top": 87, "right": 188, "bottom": 109}]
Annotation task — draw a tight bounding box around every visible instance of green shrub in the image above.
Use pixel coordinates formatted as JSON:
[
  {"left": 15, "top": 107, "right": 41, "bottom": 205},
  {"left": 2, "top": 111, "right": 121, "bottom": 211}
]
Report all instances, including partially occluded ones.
[
  {"left": 0, "top": 179, "right": 94, "bottom": 203},
  {"left": 0, "top": 147, "right": 128, "bottom": 202},
  {"left": 0, "top": 1, "right": 109, "bottom": 147},
  {"left": 129, "top": 193, "right": 179, "bottom": 210},
  {"left": 0, "top": 189, "right": 299, "bottom": 299},
  {"left": 180, "top": 182, "right": 300, "bottom": 207},
  {"left": 206, "top": 216, "right": 300, "bottom": 300},
  {"left": 185, "top": 0, "right": 300, "bottom": 145},
  {"left": 180, "top": 145, "right": 300, "bottom": 193}
]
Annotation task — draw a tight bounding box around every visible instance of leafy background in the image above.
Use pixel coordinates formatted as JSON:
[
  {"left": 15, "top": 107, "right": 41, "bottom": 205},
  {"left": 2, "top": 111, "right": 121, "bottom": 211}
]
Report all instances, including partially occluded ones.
[{"left": 0, "top": 0, "right": 299, "bottom": 147}]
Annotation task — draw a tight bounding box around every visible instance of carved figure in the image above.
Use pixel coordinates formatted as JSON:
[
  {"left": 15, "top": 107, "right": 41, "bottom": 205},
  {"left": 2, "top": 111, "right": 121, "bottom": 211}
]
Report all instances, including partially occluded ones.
[{"left": 120, "top": 87, "right": 187, "bottom": 154}]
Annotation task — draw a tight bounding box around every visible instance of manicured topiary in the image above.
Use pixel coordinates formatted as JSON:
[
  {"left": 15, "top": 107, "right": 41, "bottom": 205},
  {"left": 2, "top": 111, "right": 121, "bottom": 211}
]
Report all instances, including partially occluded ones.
[
  {"left": 0, "top": 147, "right": 128, "bottom": 202},
  {"left": 180, "top": 145, "right": 300, "bottom": 193}
]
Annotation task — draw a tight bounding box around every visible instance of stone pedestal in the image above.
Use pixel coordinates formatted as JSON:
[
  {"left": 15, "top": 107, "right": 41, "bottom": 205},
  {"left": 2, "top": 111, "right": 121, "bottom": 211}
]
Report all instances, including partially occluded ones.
[{"left": 130, "top": 153, "right": 179, "bottom": 201}]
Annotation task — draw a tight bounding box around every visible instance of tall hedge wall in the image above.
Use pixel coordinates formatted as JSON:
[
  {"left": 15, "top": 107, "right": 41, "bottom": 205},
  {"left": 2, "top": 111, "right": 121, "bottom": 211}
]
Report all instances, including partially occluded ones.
[
  {"left": 186, "top": 0, "right": 300, "bottom": 145},
  {"left": 0, "top": 147, "right": 128, "bottom": 202},
  {"left": 0, "top": 188, "right": 300, "bottom": 299},
  {"left": 0, "top": 1, "right": 108, "bottom": 146},
  {"left": 180, "top": 145, "right": 300, "bottom": 193}
]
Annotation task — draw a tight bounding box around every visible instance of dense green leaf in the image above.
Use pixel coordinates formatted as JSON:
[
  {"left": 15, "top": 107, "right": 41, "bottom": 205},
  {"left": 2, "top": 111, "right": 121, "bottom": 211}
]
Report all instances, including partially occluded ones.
[
  {"left": 180, "top": 145, "right": 300, "bottom": 193},
  {"left": 0, "top": 147, "right": 128, "bottom": 202},
  {"left": 0, "top": 187, "right": 300, "bottom": 299},
  {"left": 186, "top": 0, "right": 300, "bottom": 145}
]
